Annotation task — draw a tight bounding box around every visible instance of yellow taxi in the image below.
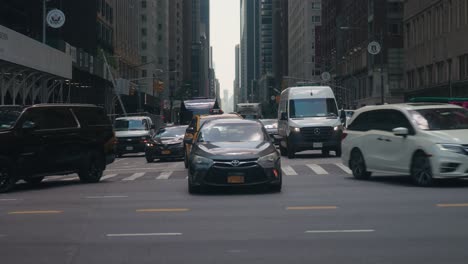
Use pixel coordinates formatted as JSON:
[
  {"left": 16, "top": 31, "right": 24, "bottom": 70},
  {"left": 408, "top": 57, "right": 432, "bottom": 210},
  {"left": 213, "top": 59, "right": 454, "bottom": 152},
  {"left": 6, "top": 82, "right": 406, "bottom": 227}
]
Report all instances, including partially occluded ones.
[{"left": 183, "top": 112, "right": 242, "bottom": 168}]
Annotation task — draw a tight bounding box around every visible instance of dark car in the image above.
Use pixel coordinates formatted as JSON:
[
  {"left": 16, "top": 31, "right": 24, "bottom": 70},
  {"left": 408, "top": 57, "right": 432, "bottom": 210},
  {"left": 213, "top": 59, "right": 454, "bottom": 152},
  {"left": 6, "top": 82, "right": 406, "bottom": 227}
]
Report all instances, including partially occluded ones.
[
  {"left": 259, "top": 119, "right": 279, "bottom": 144},
  {"left": 114, "top": 116, "right": 155, "bottom": 157},
  {"left": 0, "top": 104, "right": 116, "bottom": 193},
  {"left": 145, "top": 125, "right": 188, "bottom": 162},
  {"left": 186, "top": 119, "right": 282, "bottom": 193}
]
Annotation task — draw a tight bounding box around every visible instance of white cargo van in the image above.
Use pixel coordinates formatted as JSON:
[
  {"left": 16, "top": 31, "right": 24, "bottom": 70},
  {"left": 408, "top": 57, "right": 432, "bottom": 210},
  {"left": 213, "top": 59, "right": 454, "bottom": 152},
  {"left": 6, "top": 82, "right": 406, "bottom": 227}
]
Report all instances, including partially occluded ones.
[{"left": 277, "top": 86, "right": 346, "bottom": 159}]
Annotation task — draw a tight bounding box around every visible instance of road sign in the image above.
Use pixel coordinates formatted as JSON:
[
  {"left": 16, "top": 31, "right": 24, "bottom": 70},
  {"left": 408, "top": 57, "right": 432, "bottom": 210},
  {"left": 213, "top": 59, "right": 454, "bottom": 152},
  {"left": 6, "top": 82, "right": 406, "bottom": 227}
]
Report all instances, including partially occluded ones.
[
  {"left": 46, "top": 9, "right": 66, "bottom": 29},
  {"left": 367, "top": 41, "right": 381, "bottom": 55},
  {"left": 321, "top": 72, "right": 331, "bottom": 82}
]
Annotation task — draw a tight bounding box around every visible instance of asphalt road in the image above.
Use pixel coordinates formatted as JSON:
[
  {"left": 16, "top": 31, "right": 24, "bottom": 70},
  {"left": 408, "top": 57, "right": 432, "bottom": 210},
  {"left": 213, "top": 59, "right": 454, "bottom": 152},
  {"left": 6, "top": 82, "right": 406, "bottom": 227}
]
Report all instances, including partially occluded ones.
[{"left": 1, "top": 151, "right": 468, "bottom": 264}]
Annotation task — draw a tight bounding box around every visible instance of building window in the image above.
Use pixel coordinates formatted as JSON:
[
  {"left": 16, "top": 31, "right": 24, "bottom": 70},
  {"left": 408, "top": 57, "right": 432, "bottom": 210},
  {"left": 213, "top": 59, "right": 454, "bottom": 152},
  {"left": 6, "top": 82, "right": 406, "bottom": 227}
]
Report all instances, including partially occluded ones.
[
  {"left": 141, "top": 0, "right": 147, "bottom": 8},
  {"left": 437, "top": 62, "right": 445, "bottom": 83},
  {"left": 141, "top": 14, "right": 147, "bottom": 22},
  {"left": 158, "top": 35, "right": 162, "bottom": 41},
  {"left": 459, "top": 54, "right": 468, "bottom": 80},
  {"left": 158, "top": 57, "right": 163, "bottom": 65},
  {"left": 141, "top": 28, "right": 147, "bottom": 36},
  {"left": 141, "top": 42, "right": 147, "bottom": 50},
  {"left": 142, "top": 70, "right": 147, "bottom": 78},
  {"left": 158, "top": 24, "right": 162, "bottom": 30},
  {"left": 427, "top": 65, "right": 433, "bottom": 84},
  {"left": 141, "top": 56, "right": 147, "bottom": 63}
]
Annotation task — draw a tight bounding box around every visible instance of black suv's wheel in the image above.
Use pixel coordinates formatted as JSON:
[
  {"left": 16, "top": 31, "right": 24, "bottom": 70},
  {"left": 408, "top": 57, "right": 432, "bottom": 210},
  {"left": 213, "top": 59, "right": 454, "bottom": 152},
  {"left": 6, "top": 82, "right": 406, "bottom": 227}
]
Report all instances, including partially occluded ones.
[
  {"left": 349, "top": 150, "right": 372, "bottom": 180},
  {"left": 79, "top": 153, "right": 104, "bottom": 183},
  {"left": 184, "top": 151, "right": 189, "bottom": 169},
  {"left": 25, "top": 177, "right": 44, "bottom": 185},
  {"left": 146, "top": 155, "right": 154, "bottom": 163},
  {"left": 188, "top": 180, "right": 202, "bottom": 194},
  {"left": 411, "top": 152, "right": 434, "bottom": 187},
  {"left": 286, "top": 138, "right": 295, "bottom": 159},
  {"left": 0, "top": 164, "right": 16, "bottom": 193}
]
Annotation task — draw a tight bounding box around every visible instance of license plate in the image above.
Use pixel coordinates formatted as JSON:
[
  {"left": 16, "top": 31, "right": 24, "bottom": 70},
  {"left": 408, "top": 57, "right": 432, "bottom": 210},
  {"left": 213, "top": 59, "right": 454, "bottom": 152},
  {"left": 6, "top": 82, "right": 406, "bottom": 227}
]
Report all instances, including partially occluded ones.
[
  {"left": 162, "top": 150, "right": 171, "bottom": 155},
  {"left": 313, "top": 142, "right": 323, "bottom": 148},
  {"left": 126, "top": 146, "right": 134, "bottom": 151},
  {"left": 227, "top": 176, "right": 245, "bottom": 184}
]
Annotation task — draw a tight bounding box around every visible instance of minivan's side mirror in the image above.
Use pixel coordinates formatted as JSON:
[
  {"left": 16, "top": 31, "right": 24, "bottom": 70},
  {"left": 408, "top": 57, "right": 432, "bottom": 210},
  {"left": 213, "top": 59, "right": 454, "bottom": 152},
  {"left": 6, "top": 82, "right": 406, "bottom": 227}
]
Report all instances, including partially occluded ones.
[
  {"left": 280, "top": 112, "right": 288, "bottom": 121},
  {"left": 186, "top": 127, "right": 195, "bottom": 134},
  {"left": 392, "top": 127, "right": 409, "bottom": 137}
]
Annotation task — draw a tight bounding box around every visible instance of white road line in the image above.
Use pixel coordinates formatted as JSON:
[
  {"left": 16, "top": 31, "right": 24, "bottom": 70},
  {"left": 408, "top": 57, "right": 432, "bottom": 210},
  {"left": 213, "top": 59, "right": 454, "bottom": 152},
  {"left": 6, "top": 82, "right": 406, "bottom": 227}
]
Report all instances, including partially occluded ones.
[
  {"left": 305, "top": 229, "right": 375, "bottom": 234},
  {"left": 335, "top": 163, "right": 352, "bottom": 174},
  {"left": 101, "top": 174, "right": 118, "bottom": 180},
  {"left": 113, "top": 158, "right": 128, "bottom": 163},
  {"left": 0, "top": 199, "right": 19, "bottom": 201},
  {"left": 282, "top": 166, "right": 297, "bottom": 176},
  {"left": 85, "top": 195, "right": 128, "bottom": 199},
  {"left": 156, "top": 171, "right": 173, "bottom": 180},
  {"left": 307, "top": 164, "right": 328, "bottom": 175},
  {"left": 122, "top": 172, "right": 146, "bottom": 181},
  {"left": 106, "top": 233, "right": 182, "bottom": 237},
  {"left": 106, "top": 168, "right": 186, "bottom": 172}
]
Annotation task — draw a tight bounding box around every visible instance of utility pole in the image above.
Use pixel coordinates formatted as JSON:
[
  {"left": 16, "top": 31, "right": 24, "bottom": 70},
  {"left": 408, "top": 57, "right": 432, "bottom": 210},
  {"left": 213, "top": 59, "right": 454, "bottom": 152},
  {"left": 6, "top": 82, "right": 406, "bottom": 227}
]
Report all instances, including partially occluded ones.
[{"left": 42, "top": 0, "right": 47, "bottom": 43}]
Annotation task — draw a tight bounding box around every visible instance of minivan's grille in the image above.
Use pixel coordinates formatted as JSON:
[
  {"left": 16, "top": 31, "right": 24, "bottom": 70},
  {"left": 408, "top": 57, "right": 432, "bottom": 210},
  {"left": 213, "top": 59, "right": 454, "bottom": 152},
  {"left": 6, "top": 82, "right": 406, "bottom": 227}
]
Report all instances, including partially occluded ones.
[{"left": 300, "top": 127, "right": 334, "bottom": 141}]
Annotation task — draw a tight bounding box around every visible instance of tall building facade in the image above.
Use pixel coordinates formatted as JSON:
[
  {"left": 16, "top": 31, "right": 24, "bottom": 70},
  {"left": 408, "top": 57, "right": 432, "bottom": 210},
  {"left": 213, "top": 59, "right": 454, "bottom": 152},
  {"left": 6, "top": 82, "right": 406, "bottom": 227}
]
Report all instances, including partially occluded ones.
[
  {"left": 288, "top": 0, "right": 322, "bottom": 83},
  {"left": 404, "top": 0, "right": 468, "bottom": 99},
  {"left": 234, "top": 44, "right": 240, "bottom": 107},
  {"left": 169, "top": 0, "right": 184, "bottom": 120}
]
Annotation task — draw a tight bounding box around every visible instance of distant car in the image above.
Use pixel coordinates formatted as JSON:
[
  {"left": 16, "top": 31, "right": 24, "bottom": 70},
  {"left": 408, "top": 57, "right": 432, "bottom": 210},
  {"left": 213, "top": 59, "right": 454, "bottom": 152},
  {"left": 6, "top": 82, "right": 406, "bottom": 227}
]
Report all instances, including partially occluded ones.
[
  {"left": 114, "top": 116, "right": 155, "bottom": 157},
  {"left": 0, "top": 104, "right": 116, "bottom": 193},
  {"left": 183, "top": 113, "right": 243, "bottom": 168},
  {"left": 259, "top": 119, "right": 279, "bottom": 144},
  {"left": 342, "top": 103, "right": 468, "bottom": 186},
  {"left": 145, "top": 125, "right": 187, "bottom": 162},
  {"left": 186, "top": 119, "right": 282, "bottom": 193}
]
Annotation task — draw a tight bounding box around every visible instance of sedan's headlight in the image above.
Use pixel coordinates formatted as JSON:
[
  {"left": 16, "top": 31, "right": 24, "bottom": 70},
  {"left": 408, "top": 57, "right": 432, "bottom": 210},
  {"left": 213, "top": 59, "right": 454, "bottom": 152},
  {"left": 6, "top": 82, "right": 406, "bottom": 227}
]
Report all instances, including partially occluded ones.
[
  {"left": 438, "top": 144, "right": 466, "bottom": 155},
  {"left": 258, "top": 152, "right": 279, "bottom": 167},
  {"left": 290, "top": 126, "right": 301, "bottom": 133},
  {"left": 192, "top": 155, "right": 213, "bottom": 167}
]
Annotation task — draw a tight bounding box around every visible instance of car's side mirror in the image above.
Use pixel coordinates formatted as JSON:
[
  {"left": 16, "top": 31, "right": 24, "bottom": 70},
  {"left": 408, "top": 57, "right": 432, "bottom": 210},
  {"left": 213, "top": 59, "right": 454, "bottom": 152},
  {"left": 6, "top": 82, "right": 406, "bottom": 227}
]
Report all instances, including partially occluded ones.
[
  {"left": 186, "top": 127, "right": 195, "bottom": 134},
  {"left": 183, "top": 138, "right": 193, "bottom": 145},
  {"left": 22, "top": 121, "right": 37, "bottom": 131},
  {"left": 280, "top": 112, "right": 288, "bottom": 121},
  {"left": 392, "top": 127, "right": 409, "bottom": 137}
]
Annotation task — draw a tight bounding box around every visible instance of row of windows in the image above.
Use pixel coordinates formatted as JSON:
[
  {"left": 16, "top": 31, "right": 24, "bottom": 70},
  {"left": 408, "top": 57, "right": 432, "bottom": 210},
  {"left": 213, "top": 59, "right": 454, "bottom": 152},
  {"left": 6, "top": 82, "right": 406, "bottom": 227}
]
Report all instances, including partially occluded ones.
[
  {"left": 97, "top": 0, "right": 113, "bottom": 24},
  {"left": 406, "top": 58, "right": 461, "bottom": 89},
  {"left": 97, "top": 21, "right": 113, "bottom": 46}
]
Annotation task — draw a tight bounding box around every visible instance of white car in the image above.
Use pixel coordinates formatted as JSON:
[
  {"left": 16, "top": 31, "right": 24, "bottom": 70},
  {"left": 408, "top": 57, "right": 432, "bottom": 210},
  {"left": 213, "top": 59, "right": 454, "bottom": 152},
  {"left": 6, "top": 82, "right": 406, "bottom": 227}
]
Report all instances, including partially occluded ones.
[{"left": 341, "top": 103, "right": 468, "bottom": 186}]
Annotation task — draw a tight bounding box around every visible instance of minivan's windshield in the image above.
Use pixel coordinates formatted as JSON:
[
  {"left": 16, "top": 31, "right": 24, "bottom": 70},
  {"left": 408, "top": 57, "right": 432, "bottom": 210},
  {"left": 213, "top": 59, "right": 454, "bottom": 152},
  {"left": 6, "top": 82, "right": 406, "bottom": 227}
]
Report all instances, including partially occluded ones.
[
  {"left": 114, "top": 119, "right": 149, "bottom": 131},
  {"left": 410, "top": 108, "right": 468, "bottom": 130},
  {"left": 0, "top": 107, "right": 22, "bottom": 130},
  {"left": 289, "top": 98, "right": 338, "bottom": 118}
]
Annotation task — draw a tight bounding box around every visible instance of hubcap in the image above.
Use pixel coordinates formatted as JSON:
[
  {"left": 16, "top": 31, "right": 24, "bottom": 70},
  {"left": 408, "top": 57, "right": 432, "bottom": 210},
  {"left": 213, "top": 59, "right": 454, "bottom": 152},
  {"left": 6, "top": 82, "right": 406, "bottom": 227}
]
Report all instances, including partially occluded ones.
[
  {"left": 351, "top": 154, "right": 363, "bottom": 176},
  {"left": 413, "top": 156, "right": 432, "bottom": 185}
]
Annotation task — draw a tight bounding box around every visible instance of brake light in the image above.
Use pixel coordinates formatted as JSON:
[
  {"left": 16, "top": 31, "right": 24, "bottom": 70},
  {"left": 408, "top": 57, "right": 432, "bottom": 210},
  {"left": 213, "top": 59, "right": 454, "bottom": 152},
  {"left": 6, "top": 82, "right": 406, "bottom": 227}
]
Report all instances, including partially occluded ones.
[
  {"left": 341, "top": 132, "right": 348, "bottom": 141},
  {"left": 272, "top": 169, "right": 279, "bottom": 178}
]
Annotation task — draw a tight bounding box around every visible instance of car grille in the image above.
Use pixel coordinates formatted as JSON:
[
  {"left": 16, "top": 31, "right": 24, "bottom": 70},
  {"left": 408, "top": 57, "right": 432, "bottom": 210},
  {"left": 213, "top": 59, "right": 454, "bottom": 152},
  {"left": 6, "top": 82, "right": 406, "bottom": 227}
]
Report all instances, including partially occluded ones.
[
  {"left": 117, "top": 137, "right": 142, "bottom": 145},
  {"left": 213, "top": 158, "right": 258, "bottom": 168},
  {"left": 300, "top": 127, "right": 334, "bottom": 141},
  {"left": 204, "top": 165, "right": 268, "bottom": 185}
]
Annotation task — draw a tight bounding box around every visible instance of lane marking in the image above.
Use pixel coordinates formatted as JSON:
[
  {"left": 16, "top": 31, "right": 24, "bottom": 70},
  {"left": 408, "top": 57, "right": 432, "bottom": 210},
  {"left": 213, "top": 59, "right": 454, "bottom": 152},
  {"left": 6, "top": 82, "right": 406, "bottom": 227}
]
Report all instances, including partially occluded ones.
[
  {"left": 437, "top": 203, "right": 468, "bottom": 207},
  {"left": 8, "top": 210, "right": 63, "bottom": 215},
  {"left": 287, "top": 206, "right": 338, "bottom": 210},
  {"left": 136, "top": 208, "right": 190, "bottom": 213},
  {"left": 307, "top": 164, "right": 328, "bottom": 175},
  {"left": 335, "top": 163, "right": 352, "bottom": 174},
  {"left": 282, "top": 166, "right": 298, "bottom": 176},
  {"left": 85, "top": 195, "right": 128, "bottom": 199},
  {"left": 122, "top": 172, "right": 146, "bottom": 181},
  {"left": 101, "top": 174, "right": 118, "bottom": 181},
  {"left": 0, "top": 199, "right": 19, "bottom": 201},
  {"left": 305, "top": 229, "right": 375, "bottom": 234},
  {"left": 107, "top": 233, "right": 182, "bottom": 237},
  {"left": 113, "top": 158, "right": 128, "bottom": 163},
  {"left": 106, "top": 168, "right": 186, "bottom": 172},
  {"left": 156, "top": 171, "right": 173, "bottom": 180}
]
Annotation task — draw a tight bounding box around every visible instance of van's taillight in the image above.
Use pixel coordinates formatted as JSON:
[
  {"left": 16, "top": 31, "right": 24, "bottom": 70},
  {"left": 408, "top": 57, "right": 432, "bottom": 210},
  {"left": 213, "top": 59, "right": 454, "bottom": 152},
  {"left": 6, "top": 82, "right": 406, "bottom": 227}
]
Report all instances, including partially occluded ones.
[{"left": 341, "top": 132, "right": 348, "bottom": 141}]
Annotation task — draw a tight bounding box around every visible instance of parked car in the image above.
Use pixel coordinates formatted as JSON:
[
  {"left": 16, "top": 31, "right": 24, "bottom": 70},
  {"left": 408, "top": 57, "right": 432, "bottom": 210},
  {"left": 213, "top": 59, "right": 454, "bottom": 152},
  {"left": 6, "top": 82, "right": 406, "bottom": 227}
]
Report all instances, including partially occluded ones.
[
  {"left": 114, "top": 116, "right": 155, "bottom": 157},
  {"left": 341, "top": 103, "right": 468, "bottom": 186},
  {"left": 185, "top": 119, "right": 282, "bottom": 193},
  {"left": 0, "top": 104, "right": 116, "bottom": 193},
  {"left": 145, "top": 125, "right": 188, "bottom": 162},
  {"left": 259, "top": 119, "right": 279, "bottom": 144},
  {"left": 183, "top": 112, "right": 243, "bottom": 168}
]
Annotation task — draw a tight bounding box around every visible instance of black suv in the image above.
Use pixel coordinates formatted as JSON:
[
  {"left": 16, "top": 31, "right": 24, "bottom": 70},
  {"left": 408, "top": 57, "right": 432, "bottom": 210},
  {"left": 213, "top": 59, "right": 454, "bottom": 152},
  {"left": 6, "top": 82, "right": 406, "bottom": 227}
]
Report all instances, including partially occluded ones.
[{"left": 0, "top": 104, "right": 116, "bottom": 193}]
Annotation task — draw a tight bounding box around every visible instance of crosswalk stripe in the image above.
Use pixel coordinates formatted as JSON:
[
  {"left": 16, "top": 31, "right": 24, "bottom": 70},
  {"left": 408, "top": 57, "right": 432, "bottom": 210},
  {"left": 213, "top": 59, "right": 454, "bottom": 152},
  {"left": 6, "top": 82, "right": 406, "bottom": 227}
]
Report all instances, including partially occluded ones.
[
  {"left": 101, "top": 174, "right": 118, "bottom": 180},
  {"left": 306, "top": 164, "right": 328, "bottom": 175},
  {"left": 122, "top": 172, "right": 146, "bottom": 181},
  {"left": 282, "top": 166, "right": 297, "bottom": 176},
  {"left": 156, "top": 171, "right": 173, "bottom": 180},
  {"left": 335, "top": 163, "right": 352, "bottom": 174}
]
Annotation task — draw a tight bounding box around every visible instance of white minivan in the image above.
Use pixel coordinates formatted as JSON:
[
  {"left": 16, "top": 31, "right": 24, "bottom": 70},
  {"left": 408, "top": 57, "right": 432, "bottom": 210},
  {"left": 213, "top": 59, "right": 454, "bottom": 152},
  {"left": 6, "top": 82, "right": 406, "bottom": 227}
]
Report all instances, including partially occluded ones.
[{"left": 277, "top": 86, "right": 346, "bottom": 158}]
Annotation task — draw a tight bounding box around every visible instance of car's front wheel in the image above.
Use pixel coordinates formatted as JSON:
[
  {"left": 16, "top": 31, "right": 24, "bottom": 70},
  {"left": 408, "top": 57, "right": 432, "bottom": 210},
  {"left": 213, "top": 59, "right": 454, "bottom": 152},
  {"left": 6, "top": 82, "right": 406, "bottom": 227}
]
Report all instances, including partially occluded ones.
[
  {"left": 188, "top": 180, "right": 202, "bottom": 194},
  {"left": 0, "top": 163, "right": 16, "bottom": 193},
  {"left": 286, "top": 137, "right": 295, "bottom": 159},
  {"left": 184, "top": 151, "right": 189, "bottom": 168},
  {"left": 79, "top": 152, "right": 104, "bottom": 183},
  {"left": 411, "top": 152, "right": 434, "bottom": 187},
  {"left": 349, "top": 150, "right": 372, "bottom": 180},
  {"left": 279, "top": 142, "right": 287, "bottom": 156}
]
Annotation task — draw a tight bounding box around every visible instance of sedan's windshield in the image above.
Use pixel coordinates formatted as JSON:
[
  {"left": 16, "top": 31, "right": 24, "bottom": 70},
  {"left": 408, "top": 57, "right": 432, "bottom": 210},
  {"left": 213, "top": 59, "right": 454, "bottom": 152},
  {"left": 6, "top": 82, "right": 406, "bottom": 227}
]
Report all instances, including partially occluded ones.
[
  {"left": 157, "top": 126, "right": 187, "bottom": 138},
  {"left": 199, "top": 123, "right": 266, "bottom": 142},
  {"left": 114, "top": 119, "right": 149, "bottom": 131},
  {"left": 410, "top": 108, "right": 468, "bottom": 130},
  {"left": 0, "top": 107, "right": 22, "bottom": 130},
  {"left": 289, "top": 98, "right": 338, "bottom": 118}
]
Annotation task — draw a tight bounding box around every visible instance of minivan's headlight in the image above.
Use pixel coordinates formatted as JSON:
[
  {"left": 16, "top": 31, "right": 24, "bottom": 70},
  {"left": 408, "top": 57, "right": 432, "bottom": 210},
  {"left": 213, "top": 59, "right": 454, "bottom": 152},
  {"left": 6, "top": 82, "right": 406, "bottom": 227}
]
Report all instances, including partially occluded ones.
[
  {"left": 192, "top": 155, "right": 213, "bottom": 167},
  {"left": 438, "top": 144, "right": 466, "bottom": 155},
  {"left": 258, "top": 152, "right": 279, "bottom": 167},
  {"left": 290, "top": 126, "right": 301, "bottom": 133}
]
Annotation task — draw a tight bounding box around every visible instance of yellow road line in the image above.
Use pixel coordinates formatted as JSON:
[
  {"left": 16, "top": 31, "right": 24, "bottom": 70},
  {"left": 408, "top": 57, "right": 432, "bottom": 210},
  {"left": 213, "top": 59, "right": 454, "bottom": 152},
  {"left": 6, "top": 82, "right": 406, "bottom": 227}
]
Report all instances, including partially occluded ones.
[
  {"left": 286, "top": 206, "right": 338, "bottom": 210},
  {"left": 136, "top": 208, "right": 190, "bottom": 213},
  {"left": 8, "top": 210, "right": 63, "bottom": 215},
  {"left": 436, "top": 203, "right": 468, "bottom": 208}
]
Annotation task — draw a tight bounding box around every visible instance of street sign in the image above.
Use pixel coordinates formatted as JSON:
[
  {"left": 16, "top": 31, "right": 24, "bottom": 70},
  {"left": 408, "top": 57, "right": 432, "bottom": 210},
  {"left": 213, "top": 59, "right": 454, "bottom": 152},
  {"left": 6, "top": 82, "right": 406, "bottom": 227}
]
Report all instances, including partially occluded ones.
[
  {"left": 367, "top": 41, "right": 381, "bottom": 55},
  {"left": 321, "top": 72, "right": 331, "bottom": 82},
  {"left": 46, "top": 9, "right": 66, "bottom": 29}
]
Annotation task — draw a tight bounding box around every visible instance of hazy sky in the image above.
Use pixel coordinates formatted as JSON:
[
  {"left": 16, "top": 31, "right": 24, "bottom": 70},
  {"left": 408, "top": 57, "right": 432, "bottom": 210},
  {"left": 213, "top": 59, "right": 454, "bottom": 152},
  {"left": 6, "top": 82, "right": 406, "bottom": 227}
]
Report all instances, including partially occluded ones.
[{"left": 211, "top": 0, "right": 240, "bottom": 100}]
